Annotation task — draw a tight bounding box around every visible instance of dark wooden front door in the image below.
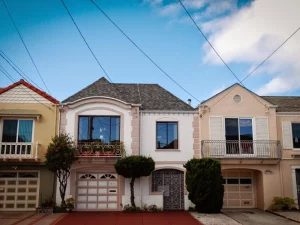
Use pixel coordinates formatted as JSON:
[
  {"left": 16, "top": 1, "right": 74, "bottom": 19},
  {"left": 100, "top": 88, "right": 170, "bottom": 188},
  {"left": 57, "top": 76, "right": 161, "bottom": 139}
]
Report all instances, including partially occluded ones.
[
  {"left": 152, "top": 169, "right": 184, "bottom": 210},
  {"left": 296, "top": 169, "right": 300, "bottom": 207}
]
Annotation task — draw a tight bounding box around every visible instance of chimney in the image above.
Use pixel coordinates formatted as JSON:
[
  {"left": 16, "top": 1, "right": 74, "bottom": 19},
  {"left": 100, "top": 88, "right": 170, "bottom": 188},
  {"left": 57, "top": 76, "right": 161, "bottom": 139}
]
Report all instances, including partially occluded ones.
[{"left": 187, "top": 99, "right": 191, "bottom": 106}]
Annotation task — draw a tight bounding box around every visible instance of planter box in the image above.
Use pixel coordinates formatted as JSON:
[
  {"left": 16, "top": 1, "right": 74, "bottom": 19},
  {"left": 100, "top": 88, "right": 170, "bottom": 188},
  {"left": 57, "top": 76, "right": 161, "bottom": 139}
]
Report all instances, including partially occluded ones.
[{"left": 36, "top": 207, "right": 54, "bottom": 213}]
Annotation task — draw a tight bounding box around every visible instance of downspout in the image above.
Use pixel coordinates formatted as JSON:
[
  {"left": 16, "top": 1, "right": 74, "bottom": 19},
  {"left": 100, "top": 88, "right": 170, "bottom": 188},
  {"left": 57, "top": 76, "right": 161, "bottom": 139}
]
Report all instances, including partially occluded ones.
[{"left": 139, "top": 110, "right": 143, "bottom": 208}]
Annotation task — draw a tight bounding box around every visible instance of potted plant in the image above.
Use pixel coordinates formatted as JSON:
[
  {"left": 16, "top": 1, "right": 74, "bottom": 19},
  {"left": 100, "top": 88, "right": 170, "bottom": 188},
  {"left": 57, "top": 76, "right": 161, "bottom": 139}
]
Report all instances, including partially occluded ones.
[{"left": 66, "top": 197, "right": 75, "bottom": 212}]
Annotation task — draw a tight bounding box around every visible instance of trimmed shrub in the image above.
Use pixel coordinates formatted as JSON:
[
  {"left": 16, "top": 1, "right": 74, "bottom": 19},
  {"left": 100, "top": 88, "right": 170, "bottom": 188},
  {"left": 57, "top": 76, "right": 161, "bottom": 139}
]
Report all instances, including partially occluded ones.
[
  {"left": 268, "top": 197, "right": 296, "bottom": 211},
  {"left": 184, "top": 158, "right": 224, "bottom": 213}
]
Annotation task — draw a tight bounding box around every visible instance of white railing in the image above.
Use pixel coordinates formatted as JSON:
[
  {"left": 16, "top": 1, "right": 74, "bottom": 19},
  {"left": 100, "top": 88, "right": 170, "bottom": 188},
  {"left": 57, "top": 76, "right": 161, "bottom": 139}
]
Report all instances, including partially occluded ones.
[{"left": 0, "top": 142, "right": 39, "bottom": 160}]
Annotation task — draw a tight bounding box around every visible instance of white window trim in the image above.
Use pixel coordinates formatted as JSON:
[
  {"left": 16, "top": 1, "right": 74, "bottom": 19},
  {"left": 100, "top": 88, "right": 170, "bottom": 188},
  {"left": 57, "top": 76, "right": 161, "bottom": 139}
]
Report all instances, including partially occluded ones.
[
  {"left": 292, "top": 122, "right": 300, "bottom": 150},
  {"left": 0, "top": 118, "right": 35, "bottom": 143}
]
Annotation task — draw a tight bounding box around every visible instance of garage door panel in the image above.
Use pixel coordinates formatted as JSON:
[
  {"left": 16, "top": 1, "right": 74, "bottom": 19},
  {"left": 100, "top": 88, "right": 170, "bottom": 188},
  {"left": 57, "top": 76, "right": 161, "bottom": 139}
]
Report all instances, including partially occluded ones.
[
  {"left": 227, "top": 193, "right": 240, "bottom": 199},
  {"left": 240, "top": 193, "right": 253, "bottom": 199},
  {"left": 226, "top": 186, "right": 239, "bottom": 191},
  {"left": 240, "top": 186, "right": 252, "bottom": 192},
  {"left": 78, "top": 189, "right": 87, "bottom": 194},
  {"left": 241, "top": 200, "right": 253, "bottom": 206},
  {"left": 76, "top": 173, "right": 119, "bottom": 211},
  {"left": 227, "top": 200, "right": 240, "bottom": 207}
]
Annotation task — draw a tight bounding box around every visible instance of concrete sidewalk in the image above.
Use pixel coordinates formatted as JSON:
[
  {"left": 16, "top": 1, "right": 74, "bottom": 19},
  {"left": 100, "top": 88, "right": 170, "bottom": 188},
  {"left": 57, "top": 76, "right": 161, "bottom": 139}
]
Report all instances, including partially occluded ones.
[{"left": 223, "top": 209, "right": 300, "bottom": 225}]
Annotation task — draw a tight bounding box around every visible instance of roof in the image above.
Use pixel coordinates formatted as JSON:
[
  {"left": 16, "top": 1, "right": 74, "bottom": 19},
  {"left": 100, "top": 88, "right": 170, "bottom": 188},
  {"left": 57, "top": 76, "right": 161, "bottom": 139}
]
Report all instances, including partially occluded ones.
[
  {"left": 261, "top": 96, "right": 300, "bottom": 112},
  {"left": 0, "top": 79, "right": 59, "bottom": 104},
  {"left": 62, "top": 77, "right": 195, "bottom": 111},
  {"left": 0, "top": 109, "right": 41, "bottom": 118}
]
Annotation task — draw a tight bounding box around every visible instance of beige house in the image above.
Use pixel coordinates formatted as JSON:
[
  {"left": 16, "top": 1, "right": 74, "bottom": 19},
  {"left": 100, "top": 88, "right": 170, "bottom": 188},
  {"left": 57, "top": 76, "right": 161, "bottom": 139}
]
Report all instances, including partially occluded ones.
[
  {"left": 198, "top": 83, "right": 300, "bottom": 210},
  {"left": 0, "top": 79, "right": 59, "bottom": 211}
]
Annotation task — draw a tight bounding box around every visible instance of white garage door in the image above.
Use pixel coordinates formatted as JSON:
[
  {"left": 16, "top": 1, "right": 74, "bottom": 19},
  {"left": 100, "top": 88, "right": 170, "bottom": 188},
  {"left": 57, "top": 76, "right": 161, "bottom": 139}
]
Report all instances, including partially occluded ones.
[
  {"left": 76, "top": 173, "right": 118, "bottom": 211},
  {"left": 223, "top": 171, "right": 255, "bottom": 208},
  {"left": 0, "top": 172, "right": 39, "bottom": 211}
]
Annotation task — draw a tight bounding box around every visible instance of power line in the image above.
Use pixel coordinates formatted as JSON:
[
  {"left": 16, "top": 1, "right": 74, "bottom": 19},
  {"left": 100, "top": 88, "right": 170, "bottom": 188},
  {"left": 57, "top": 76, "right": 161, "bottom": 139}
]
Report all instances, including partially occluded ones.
[
  {"left": 178, "top": 0, "right": 244, "bottom": 86},
  {"left": 207, "top": 26, "right": 300, "bottom": 109},
  {"left": 90, "top": 0, "right": 201, "bottom": 103},
  {"left": 0, "top": 50, "right": 44, "bottom": 90},
  {"left": 1, "top": 0, "right": 51, "bottom": 94},
  {"left": 0, "top": 65, "right": 53, "bottom": 110}
]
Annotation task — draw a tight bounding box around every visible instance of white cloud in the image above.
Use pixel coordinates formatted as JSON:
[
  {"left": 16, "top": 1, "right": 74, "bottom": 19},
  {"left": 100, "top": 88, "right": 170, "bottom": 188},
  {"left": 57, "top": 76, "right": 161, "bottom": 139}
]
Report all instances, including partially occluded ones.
[{"left": 201, "top": 0, "right": 300, "bottom": 95}]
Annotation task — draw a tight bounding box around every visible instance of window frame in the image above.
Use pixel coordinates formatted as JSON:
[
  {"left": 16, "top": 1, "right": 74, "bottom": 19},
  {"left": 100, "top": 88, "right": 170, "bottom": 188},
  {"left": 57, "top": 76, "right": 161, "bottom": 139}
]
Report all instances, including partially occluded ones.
[
  {"left": 1, "top": 118, "right": 34, "bottom": 143},
  {"left": 77, "top": 115, "right": 121, "bottom": 144},
  {"left": 292, "top": 122, "right": 300, "bottom": 150},
  {"left": 156, "top": 121, "right": 179, "bottom": 150},
  {"left": 224, "top": 117, "right": 254, "bottom": 142}
]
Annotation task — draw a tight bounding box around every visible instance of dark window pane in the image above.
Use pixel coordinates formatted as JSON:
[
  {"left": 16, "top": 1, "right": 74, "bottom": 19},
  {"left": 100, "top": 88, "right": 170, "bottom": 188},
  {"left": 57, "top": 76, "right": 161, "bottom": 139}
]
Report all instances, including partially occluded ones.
[
  {"left": 239, "top": 119, "right": 253, "bottom": 141},
  {"left": 240, "top": 179, "right": 252, "bottom": 184},
  {"left": 111, "top": 117, "right": 120, "bottom": 143},
  {"left": 167, "top": 122, "right": 178, "bottom": 149},
  {"left": 92, "top": 117, "right": 110, "bottom": 143},
  {"left": 225, "top": 118, "right": 239, "bottom": 141},
  {"left": 227, "top": 179, "right": 239, "bottom": 184},
  {"left": 18, "top": 120, "right": 33, "bottom": 142},
  {"left": 78, "top": 117, "right": 90, "bottom": 142},
  {"left": 2, "top": 120, "right": 18, "bottom": 142},
  {"left": 157, "top": 123, "right": 167, "bottom": 149},
  {"left": 292, "top": 123, "right": 300, "bottom": 148}
]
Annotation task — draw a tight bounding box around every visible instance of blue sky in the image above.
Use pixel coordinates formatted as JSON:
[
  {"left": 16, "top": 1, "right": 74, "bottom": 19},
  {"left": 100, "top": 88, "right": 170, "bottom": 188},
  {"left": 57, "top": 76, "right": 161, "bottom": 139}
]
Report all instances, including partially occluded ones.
[{"left": 0, "top": 0, "right": 299, "bottom": 106}]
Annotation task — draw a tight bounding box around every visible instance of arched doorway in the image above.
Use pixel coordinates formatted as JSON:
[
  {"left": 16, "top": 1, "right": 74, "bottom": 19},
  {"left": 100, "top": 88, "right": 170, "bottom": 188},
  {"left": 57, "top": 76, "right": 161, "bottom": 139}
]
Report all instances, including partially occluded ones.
[{"left": 151, "top": 169, "right": 184, "bottom": 210}]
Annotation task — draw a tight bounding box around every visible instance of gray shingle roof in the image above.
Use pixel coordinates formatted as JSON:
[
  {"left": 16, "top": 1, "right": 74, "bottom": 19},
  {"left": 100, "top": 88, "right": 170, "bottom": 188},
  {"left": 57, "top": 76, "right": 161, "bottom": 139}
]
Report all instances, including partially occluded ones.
[
  {"left": 261, "top": 96, "right": 300, "bottom": 112},
  {"left": 63, "top": 77, "right": 195, "bottom": 111}
]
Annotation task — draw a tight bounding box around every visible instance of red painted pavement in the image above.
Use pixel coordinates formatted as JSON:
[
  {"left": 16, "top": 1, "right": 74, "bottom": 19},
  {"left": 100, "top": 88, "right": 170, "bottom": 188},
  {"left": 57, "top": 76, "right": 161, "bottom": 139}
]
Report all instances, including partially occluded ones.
[{"left": 54, "top": 211, "right": 202, "bottom": 225}]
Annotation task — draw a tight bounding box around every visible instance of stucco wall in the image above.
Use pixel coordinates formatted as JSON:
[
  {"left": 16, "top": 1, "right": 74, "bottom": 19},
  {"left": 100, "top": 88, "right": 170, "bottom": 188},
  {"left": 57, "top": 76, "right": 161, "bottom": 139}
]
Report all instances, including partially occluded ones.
[
  {"left": 0, "top": 103, "right": 59, "bottom": 161},
  {"left": 140, "top": 112, "right": 195, "bottom": 162},
  {"left": 199, "top": 85, "right": 277, "bottom": 141}
]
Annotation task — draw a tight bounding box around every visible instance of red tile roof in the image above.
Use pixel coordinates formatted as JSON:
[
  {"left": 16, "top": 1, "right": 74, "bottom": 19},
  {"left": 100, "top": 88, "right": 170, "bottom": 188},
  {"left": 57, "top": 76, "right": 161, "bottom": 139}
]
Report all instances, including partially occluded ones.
[{"left": 0, "top": 79, "right": 59, "bottom": 104}]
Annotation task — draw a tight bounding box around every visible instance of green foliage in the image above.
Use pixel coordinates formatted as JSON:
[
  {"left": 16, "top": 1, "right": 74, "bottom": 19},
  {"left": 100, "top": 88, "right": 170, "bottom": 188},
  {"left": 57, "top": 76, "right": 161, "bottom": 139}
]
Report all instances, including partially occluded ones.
[
  {"left": 66, "top": 197, "right": 75, "bottom": 209},
  {"left": 115, "top": 155, "right": 155, "bottom": 207},
  {"left": 41, "top": 197, "right": 56, "bottom": 208},
  {"left": 184, "top": 158, "right": 224, "bottom": 213},
  {"left": 45, "top": 134, "right": 77, "bottom": 172},
  {"left": 114, "top": 155, "right": 155, "bottom": 179},
  {"left": 268, "top": 197, "right": 296, "bottom": 211},
  {"left": 123, "top": 204, "right": 162, "bottom": 213},
  {"left": 45, "top": 134, "right": 77, "bottom": 208}
]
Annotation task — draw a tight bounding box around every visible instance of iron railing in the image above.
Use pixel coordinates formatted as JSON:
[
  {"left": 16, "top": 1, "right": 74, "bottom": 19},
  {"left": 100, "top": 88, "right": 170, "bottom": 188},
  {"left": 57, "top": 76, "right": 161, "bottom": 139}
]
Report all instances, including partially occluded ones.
[
  {"left": 76, "top": 142, "right": 125, "bottom": 158},
  {"left": 201, "top": 140, "right": 282, "bottom": 159},
  {"left": 0, "top": 142, "right": 39, "bottom": 160}
]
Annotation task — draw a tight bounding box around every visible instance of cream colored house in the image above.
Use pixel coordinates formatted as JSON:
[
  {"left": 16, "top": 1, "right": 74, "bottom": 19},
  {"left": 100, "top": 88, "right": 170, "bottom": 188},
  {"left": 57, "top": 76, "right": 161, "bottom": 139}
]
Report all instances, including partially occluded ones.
[
  {"left": 198, "top": 83, "right": 300, "bottom": 210},
  {"left": 0, "top": 79, "right": 59, "bottom": 211}
]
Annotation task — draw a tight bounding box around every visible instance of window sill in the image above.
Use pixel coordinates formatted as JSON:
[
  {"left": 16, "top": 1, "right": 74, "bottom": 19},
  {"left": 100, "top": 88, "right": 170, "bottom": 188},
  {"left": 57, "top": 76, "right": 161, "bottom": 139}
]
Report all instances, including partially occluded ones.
[
  {"left": 155, "top": 149, "right": 181, "bottom": 152},
  {"left": 292, "top": 148, "right": 300, "bottom": 151}
]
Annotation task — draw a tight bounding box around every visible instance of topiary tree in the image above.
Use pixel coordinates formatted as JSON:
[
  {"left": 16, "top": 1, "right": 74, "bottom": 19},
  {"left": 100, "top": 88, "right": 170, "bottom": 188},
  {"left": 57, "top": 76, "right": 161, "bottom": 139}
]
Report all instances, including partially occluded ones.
[
  {"left": 114, "top": 155, "right": 155, "bottom": 207},
  {"left": 45, "top": 134, "right": 77, "bottom": 208},
  {"left": 184, "top": 158, "right": 224, "bottom": 213}
]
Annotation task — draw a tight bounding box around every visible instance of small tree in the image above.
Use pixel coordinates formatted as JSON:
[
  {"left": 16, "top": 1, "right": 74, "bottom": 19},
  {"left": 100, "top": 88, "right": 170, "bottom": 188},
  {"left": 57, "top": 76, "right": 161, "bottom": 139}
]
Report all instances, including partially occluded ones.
[
  {"left": 114, "top": 155, "right": 155, "bottom": 207},
  {"left": 184, "top": 158, "right": 224, "bottom": 213},
  {"left": 45, "top": 134, "right": 77, "bottom": 208}
]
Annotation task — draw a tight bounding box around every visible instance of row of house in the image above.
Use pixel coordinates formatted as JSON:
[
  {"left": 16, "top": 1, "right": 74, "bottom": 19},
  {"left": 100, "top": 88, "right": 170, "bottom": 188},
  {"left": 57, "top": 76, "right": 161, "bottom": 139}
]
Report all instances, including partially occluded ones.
[{"left": 0, "top": 77, "right": 300, "bottom": 211}]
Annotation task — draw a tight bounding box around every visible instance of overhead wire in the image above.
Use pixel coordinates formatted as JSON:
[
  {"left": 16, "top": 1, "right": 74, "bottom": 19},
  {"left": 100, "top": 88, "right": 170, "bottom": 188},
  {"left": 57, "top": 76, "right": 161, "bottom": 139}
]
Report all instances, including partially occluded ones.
[
  {"left": 90, "top": 0, "right": 201, "bottom": 103},
  {"left": 1, "top": 0, "right": 51, "bottom": 94}
]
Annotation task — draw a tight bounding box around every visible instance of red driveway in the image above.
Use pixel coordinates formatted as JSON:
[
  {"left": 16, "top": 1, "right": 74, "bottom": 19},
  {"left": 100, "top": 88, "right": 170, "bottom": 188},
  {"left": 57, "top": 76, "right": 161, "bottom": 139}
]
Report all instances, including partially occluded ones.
[{"left": 55, "top": 211, "right": 201, "bottom": 225}]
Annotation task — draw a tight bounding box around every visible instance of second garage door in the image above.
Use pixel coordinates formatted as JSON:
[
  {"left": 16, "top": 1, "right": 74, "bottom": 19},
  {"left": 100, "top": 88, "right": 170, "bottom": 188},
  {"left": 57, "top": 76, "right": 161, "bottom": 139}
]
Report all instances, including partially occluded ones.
[
  {"left": 223, "top": 171, "right": 255, "bottom": 208},
  {"left": 76, "top": 173, "right": 118, "bottom": 211}
]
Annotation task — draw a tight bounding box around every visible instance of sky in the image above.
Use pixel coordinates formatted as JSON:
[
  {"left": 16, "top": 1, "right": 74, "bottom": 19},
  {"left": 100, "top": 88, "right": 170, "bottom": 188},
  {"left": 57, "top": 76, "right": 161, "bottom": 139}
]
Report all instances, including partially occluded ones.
[{"left": 0, "top": 0, "right": 299, "bottom": 106}]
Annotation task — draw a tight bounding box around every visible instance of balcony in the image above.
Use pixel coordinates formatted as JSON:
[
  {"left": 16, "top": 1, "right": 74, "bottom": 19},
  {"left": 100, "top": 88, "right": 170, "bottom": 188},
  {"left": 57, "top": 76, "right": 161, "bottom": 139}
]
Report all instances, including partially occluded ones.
[
  {"left": 201, "top": 140, "right": 282, "bottom": 159},
  {"left": 0, "top": 142, "right": 40, "bottom": 160},
  {"left": 76, "top": 142, "right": 125, "bottom": 158}
]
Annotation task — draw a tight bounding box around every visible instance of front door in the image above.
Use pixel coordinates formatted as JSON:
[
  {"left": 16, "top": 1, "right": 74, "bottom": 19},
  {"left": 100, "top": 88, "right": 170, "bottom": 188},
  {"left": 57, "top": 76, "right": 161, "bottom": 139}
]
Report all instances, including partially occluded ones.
[
  {"left": 296, "top": 169, "right": 300, "bottom": 207},
  {"left": 152, "top": 169, "right": 184, "bottom": 210}
]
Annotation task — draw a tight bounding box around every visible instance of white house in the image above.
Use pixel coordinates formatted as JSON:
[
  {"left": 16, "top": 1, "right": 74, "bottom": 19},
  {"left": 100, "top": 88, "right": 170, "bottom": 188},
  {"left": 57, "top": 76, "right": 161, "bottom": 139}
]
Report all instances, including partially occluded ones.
[{"left": 56, "top": 77, "right": 198, "bottom": 211}]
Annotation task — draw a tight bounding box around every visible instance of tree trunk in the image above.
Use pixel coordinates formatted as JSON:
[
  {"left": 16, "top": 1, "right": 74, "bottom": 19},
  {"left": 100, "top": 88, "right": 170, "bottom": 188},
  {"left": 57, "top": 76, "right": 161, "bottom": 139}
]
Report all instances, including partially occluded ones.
[{"left": 130, "top": 177, "right": 136, "bottom": 207}]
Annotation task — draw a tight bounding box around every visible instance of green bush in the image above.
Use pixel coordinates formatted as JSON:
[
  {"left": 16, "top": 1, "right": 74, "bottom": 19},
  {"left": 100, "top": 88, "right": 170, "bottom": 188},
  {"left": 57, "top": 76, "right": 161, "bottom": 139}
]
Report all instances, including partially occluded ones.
[
  {"left": 184, "top": 158, "right": 224, "bottom": 213},
  {"left": 268, "top": 197, "right": 296, "bottom": 211}
]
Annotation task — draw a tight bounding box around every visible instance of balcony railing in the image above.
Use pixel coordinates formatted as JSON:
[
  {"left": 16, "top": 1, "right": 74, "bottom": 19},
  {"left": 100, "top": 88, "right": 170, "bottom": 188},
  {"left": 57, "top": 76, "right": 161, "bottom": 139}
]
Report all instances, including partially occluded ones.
[
  {"left": 76, "top": 142, "right": 125, "bottom": 158},
  {"left": 0, "top": 142, "right": 39, "bottom": 160},
  {"left": 201, "top": 140, "right": 282, "bottom": 159}
]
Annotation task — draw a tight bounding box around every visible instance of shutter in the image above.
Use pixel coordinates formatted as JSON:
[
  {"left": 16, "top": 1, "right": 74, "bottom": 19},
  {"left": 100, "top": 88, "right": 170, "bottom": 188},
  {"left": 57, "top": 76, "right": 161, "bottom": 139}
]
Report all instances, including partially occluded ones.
[
  {"left": 282, "top": 121, "right": 293, "bottom": 149},
  {"left": 255, "top": 117, "right": 270, "bottom": 157},
  {"left": 209, "top": 117, "right": 224, "bottom": 156}
]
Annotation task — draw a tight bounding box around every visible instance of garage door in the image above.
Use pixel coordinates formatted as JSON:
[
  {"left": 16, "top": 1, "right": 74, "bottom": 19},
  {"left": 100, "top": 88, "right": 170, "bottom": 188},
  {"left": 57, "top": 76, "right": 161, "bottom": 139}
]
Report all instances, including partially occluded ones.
[
  {"left": 76, "top": 173, "right": 118, "bottom": 211},
  {"left": 223, "top": 171, "right": 255, "bottom": 208},
  {"left": 0, "top": 172, "right": 39, "bottom": 211}
]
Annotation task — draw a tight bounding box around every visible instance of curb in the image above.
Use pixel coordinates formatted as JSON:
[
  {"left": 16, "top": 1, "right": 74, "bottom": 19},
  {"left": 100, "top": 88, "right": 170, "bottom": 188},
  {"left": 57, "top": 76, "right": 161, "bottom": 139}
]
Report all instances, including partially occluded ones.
[{"left": 267, "top": 210, "right": 300, "bottom": 224}]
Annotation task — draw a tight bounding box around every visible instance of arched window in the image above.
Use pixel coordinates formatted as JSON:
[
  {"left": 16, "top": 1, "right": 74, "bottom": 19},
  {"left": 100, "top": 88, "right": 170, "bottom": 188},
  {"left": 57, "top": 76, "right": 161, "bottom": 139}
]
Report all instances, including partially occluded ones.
[{"left": 100, "top": 174, "right": 116, "bottom": 179}]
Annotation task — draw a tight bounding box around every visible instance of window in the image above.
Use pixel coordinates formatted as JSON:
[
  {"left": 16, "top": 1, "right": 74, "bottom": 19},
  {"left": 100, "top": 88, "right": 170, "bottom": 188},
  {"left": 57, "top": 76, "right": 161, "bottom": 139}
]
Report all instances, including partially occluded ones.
[
  {"left": 225, "top": 118, "right": 253, "bottom": 154},
  {"left": 78, "top": 116, "right": 120, "bottom": 143},
  {"left": 292, "top": 123, "right": 300, "bottom": 148},
  {"left": 1, "top": 119, "right": 33, "bottom": 143},
  {"left": 156, "top": 122, "right": 178, "bottom": 149}
]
